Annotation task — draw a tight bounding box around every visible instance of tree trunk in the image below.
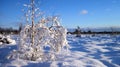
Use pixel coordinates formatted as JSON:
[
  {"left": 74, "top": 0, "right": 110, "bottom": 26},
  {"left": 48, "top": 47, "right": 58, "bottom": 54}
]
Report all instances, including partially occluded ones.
[{"left": 31, "top": 0, "right": 34, "bottom": 46}]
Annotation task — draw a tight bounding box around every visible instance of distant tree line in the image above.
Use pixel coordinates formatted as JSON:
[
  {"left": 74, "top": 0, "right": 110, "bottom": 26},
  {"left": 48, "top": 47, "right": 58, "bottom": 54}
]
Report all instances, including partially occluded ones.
[
  {"left": 1, "top": 26, "right": 120, "bottom": 35},
  {"left": 67, "top": 27, "right": 120, "bottom": 35},
  {"left": 0, "top": 27, "right": 20, "bottom": 34}
]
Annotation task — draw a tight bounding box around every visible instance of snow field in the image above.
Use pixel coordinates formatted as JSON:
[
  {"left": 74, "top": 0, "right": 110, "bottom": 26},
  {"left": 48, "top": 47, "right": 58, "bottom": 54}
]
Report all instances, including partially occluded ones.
[{"left": 0, "top": 34, "right": 120, "bottom": 67}]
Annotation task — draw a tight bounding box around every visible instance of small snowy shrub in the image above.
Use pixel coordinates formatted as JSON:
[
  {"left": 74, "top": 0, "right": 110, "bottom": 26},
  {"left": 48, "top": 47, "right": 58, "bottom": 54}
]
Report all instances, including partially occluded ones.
[
  {"left": 18, "top": 17, "right": 68, "bottom": 61},
  {"left": 8, "top": 0, "right": 68, "bottom": 61}
]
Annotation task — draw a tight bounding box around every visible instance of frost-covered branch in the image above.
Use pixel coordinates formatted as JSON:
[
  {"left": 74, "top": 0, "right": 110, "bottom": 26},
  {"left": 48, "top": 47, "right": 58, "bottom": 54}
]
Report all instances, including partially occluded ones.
[{"left": 9, "top": 0, "right": 68, "bottom": 61}]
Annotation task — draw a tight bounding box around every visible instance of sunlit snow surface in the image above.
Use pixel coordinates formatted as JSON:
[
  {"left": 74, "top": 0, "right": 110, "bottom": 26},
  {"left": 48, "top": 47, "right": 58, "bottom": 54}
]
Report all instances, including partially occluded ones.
[{"left": 0, "top": 34, "right": 120, "bottom": 67}]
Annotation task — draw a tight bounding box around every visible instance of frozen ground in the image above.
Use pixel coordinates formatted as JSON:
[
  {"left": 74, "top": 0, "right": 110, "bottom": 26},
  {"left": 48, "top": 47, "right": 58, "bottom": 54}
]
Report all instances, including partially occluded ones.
[{"left": 0, "top": 34, "right": 120, "bottom": 67}]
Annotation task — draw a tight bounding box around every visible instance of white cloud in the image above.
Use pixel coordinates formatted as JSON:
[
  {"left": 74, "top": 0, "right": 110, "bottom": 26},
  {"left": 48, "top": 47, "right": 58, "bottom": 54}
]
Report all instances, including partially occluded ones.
[{"left": 80, "top": 10, "right": 88, "bottom": 15}]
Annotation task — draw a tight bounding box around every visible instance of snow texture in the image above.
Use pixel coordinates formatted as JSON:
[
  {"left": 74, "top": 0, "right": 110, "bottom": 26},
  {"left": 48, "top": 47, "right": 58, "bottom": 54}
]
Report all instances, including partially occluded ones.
[{"left": 0, "top": 34, "right": 120, "bottom": 67}]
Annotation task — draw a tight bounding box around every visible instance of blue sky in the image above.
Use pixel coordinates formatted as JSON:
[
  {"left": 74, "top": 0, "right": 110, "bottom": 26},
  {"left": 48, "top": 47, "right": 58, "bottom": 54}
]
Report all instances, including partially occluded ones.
[{"left": 0, "top": 0, "right": 120, "bottom": 29}]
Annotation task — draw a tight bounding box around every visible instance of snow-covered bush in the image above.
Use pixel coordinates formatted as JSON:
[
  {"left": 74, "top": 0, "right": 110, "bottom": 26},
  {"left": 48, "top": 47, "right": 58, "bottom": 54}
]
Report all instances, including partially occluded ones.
[
  {"left": 8, "top": 0, "right": 68, "bottom": 61},
  {"left": 14, "top": 17, "right": 68, "bottom": 61},
  {"left": 0, "top": 34, "right": 16, "bottom": 45}
]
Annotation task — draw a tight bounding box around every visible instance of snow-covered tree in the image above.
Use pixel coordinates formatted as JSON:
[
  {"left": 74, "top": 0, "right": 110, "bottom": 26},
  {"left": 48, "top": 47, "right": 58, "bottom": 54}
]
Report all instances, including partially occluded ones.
[{"left": 8, "top": 0, "right": 68, "bottom": 61}]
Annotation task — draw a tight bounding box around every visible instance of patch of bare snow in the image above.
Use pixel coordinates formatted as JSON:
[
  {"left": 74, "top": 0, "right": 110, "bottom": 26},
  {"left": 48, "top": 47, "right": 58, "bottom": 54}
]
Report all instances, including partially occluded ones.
[{"left": 6, "top": 59, "right": 28, "bottom": 67}]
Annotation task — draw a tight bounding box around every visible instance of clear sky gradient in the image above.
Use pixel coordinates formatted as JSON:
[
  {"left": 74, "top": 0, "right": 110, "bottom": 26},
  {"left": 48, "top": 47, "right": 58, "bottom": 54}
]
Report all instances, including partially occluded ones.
[{"left": 0, "top": 0, "right": 120, "bottom": 29}]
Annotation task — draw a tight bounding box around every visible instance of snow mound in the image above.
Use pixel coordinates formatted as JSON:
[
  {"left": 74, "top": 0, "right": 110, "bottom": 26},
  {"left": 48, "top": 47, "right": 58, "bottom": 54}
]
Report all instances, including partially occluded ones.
[{"left": 0, "top": 34, "right": 16, "bottom": 45}]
